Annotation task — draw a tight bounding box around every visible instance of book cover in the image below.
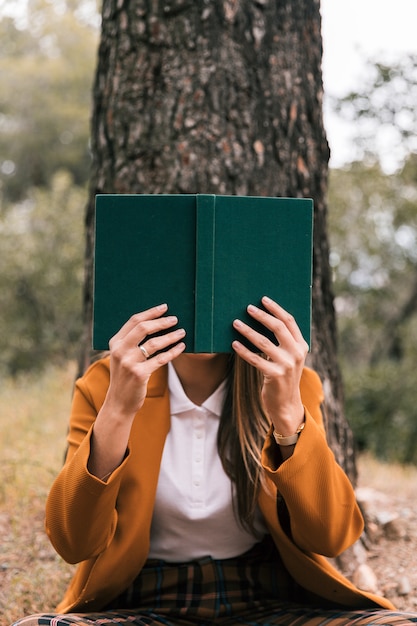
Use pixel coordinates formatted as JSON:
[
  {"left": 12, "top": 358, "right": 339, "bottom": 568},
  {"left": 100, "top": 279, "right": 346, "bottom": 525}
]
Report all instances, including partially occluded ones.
[{"left": 93, "top": 194, "right": 313, "bottom": 352}]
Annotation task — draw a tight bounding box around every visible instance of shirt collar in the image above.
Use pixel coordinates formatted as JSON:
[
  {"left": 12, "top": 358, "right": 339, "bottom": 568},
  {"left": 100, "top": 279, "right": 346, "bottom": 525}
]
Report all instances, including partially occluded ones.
[{"left": 168, "top": 361, "right": 227, "bottom": 417}]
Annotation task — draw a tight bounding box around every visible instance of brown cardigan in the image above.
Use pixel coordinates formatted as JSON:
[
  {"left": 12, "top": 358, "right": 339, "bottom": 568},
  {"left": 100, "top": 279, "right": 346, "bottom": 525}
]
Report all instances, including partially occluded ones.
[{"left": 45, "top": 357, "right": 394, "bottom": 613}]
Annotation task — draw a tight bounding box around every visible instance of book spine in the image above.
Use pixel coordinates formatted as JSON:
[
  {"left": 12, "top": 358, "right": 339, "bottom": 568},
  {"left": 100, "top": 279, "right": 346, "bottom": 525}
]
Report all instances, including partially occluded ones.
[{"left": 194, "top": 195, "right": 216, "bottom": 352}]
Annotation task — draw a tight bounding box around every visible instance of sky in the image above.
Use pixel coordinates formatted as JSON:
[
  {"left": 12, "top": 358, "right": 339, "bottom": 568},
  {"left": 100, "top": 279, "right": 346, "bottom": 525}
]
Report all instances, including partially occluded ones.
[{"left": 320, "top": 0, "right": 417, "bottom": 168}]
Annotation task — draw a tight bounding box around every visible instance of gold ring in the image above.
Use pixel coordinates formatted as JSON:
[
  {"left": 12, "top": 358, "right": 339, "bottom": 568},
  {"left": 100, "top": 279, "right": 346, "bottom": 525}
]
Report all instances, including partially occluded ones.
[{"left": 139, "top": 344, "right": 150, "bottom": 360}]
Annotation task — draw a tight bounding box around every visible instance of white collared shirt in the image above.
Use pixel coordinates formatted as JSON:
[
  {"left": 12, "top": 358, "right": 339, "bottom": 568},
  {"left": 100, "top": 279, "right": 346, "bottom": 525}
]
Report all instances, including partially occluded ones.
[{"left": 148, "top": 362, "right": 267, "bottom": 561}]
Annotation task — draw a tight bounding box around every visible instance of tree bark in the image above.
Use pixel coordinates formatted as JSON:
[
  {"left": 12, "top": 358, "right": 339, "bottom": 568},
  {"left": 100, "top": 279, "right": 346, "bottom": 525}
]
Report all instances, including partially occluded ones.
[{"left": 79, "top": 0, "right": 357, "bottom": 481}]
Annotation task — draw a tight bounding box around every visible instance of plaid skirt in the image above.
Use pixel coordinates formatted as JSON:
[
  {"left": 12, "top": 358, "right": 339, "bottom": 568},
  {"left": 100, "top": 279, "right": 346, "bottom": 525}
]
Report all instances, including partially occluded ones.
[{"left": 12, "top": 538, "right": 417, "bottom": 626}]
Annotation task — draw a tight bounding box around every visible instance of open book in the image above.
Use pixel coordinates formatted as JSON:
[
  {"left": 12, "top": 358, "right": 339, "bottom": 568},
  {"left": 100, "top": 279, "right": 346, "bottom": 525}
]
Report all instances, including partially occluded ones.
[{"left": 93, "top": 194, "right": 313, "bottom": 352}]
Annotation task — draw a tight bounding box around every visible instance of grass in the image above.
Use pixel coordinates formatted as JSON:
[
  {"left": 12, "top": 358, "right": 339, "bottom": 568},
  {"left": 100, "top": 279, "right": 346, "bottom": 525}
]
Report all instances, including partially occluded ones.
[
  {"left": 1, "top": 362, "right": 417, "bottom": 625},
  {"left": 357, "top": 452, "right": 417, "bottom": 499},
  {"left": 0, "top": 363, "right": 76, "bottom": 625}
]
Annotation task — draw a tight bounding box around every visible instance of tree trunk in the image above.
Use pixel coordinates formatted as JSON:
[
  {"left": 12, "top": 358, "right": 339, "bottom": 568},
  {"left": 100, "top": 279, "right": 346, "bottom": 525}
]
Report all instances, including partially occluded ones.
[{"left": 79, "top": 0, "right": 357, "bottom": 481}]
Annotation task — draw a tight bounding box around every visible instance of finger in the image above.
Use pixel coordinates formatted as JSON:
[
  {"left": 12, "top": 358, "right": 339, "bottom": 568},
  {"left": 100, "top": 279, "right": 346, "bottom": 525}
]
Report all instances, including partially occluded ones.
[
  {"left": 244, "top": 304, "right": 293, "bottom": 350},
  {"left": 245, "top": 300, "right": 306, "bottom": 352},
  {"left": 141, "top": 340, "right": 186, "bottom": 372},
  {"left": 231, "top": 338, "right": 283, "bottom": 378},
  {"left": 260, "top": 296, "right": 305, "bottom": 343},
  {"left": 232, "top": 317, "right": 276, "bottom": 355},
  {"left": 112, "top": 303, "right": 168, "bottom": 342},
  {"left": 112, "top": 314, "right": 180, "bottom": 351},
  {"left": 233, "top": 312, "right": 307, "bottom": 367},
  {"left": 138, "top": 327, "right": 186, "bottom": 360},
  {"left": 138, "top": 344, "right": 151, "bottom": 360}
]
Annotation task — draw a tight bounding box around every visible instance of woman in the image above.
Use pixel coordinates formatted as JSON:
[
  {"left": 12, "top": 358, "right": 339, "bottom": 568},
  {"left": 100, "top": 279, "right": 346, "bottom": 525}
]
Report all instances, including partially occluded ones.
[{"left": 13, "top": 298, "right": 417, "bottom": 625}]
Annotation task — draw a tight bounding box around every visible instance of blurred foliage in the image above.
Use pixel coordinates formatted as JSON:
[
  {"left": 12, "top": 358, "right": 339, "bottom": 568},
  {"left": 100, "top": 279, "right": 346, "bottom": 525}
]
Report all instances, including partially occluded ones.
[
  {"left": 0, "top": 0, "right": 98, "bottom": 375},
  {"left": 328, "top": 55, "right": 417, "bottom": 464},
  {"left": 343, "top": 353, "right": 417, "bottom": 465},
  {"left": 0, "top": 171, "right": 85, "bottom": 375},
  {"left": 330, "top": 54, "right": 417, "bottom": 172},
  {"left": 328, "top": 157, "right": 417, "bottom": 365},
  {"left": 0, "top": 0, "right": 99, "bottom": 203}
]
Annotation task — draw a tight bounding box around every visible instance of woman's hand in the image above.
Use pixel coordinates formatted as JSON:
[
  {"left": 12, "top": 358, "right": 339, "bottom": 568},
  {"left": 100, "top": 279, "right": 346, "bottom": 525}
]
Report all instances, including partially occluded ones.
[
  {"left": 107, "top": 303, "right": 186, "bottom": 417},
  {"left": 232, "top": 296, "right": 308, "bottom": 439},
  {"left": 88, "top": 304, "right": 186, "bottom": 480}
]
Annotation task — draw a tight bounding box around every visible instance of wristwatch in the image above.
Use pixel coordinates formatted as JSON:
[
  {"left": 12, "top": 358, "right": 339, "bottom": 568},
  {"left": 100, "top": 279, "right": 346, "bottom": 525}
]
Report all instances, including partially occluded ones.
[{"left": 273, "top": 421, "right": 305, "bottom": 446}]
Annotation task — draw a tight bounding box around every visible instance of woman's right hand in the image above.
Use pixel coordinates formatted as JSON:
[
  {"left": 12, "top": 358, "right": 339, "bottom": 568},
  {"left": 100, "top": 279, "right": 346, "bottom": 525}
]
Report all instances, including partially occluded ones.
[
  {"left": 107, "top": 303, "right": 186, "bottom": 417},
  {"left": 88, "top": 304, "right": 186, "bottom": 481}
]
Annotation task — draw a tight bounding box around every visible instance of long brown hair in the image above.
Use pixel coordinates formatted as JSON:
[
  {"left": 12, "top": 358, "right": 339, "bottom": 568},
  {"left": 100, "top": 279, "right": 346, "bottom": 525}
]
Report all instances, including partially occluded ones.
[{"left": 217, "top": 354, "right": 271, "bottom": 532}]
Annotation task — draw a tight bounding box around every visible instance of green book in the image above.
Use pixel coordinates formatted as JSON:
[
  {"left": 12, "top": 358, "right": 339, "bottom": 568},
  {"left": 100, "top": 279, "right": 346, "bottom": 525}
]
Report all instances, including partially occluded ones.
[{"left": 93, "top": 194, "right": 313, "bottom": 352}]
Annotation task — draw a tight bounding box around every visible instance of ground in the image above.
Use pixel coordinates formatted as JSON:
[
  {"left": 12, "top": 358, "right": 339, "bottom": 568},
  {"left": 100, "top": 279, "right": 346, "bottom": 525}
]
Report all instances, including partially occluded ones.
[
  {"left": 363, "top": 491, "right": 417, "bottom": 610},
  {"left": 340, "top": 455, "right": 417, "bottom": 611}
]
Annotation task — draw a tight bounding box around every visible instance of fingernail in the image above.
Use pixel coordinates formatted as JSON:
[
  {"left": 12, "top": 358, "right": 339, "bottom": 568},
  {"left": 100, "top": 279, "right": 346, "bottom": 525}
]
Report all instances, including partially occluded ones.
[
  {"left": 262, "top": 296, "right": 272, "bottom": 304},
  {"left": 233, "top": 319, "right": 243, "bottom": 327},
  {"left": 157, "top": 303, "right": 168, "bottom": 310},
  {"left": 247, "top": 304, "right": 256, "bottom": 313}
]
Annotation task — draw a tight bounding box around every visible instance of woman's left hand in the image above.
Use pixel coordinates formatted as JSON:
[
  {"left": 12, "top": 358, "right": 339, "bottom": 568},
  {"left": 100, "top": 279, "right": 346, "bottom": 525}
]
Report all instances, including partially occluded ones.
[{"left": 232, "top": 296, "right": 308, "bottom": 437}]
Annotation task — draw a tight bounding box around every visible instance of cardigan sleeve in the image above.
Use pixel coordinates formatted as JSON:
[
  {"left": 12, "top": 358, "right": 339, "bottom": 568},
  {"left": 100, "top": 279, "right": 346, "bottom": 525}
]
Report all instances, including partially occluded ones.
[
  {"left": 261, "top": 368, "right": 364, "bottom": 558},
  {"left": 45, "top": 358, "right": 130, "bottom": 564}
]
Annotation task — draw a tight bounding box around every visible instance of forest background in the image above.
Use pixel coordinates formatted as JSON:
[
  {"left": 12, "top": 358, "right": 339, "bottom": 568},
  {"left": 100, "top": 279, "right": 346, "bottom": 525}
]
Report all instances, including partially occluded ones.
[
  {"left": 1, "top": 0, "right": 417, "bottom": 464},
  {"left": 1, "top": 1, "right": 417, "bottom": 622}
]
